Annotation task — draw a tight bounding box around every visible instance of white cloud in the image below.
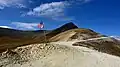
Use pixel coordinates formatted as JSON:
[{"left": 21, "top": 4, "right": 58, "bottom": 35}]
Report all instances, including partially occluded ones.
[
  {"left": 25, "top": 1, "right": 73, "bottom": 21},
  {"left": 26, "top": 1, "right": 69, "bottom": 18},
  {"left": 0, "top": 0, "right": 26, "bottom": 9},
  {"left": 11, "top": 22, "right": 38, "bottom": 30},
  {"left": 0, "top": 26, "right": 12, "bottom": 28},
  {"left": 25, "top": 0, "right": 91, "bottom": 21}
]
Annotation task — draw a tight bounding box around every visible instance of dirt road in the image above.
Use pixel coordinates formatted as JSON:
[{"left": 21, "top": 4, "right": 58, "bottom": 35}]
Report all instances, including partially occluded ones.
[{"left": 1, "top": 41, "right": 120, "bottom": 67}]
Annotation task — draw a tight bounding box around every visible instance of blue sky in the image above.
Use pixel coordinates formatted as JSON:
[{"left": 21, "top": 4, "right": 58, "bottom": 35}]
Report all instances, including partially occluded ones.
[{"left": 0, "top": 0, "right": 120, "bottom": 36}]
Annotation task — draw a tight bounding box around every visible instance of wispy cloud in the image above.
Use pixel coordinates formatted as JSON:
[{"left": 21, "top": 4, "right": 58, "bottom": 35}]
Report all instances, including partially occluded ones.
[
  {"left": 11, "top": 22, "right": 38, "bottom": 30},
  {"left": 25, "top": 0, "right": 91, "bottom": 21},
  {"left": 0, "top": 26, "right": 12, "bottom": 28},
  {"left": 69, "top": 0, "right": 91, "bottom": 4},
  {"left": 0, "top": 0, "right": 26, "bottom": 9},
  {"left": 26, "top": 1, "right": 69, "bottom": 20}
]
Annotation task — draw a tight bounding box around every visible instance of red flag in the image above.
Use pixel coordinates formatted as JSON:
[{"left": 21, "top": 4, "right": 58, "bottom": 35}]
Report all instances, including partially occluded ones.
[{"left": 38, "top": 22, "right": 44, "bottom": 29}]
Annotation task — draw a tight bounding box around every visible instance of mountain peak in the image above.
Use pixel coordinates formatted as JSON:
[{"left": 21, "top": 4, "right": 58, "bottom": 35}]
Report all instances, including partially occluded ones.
[
  {"left": 46, "top": 22, "right": 78, "bottom": 38},
  {"left": 57, "top": 22, "right": 78, "bottom": 32},
  {"left": 61, "top": 22, "right": 78, "bottom": 29}
]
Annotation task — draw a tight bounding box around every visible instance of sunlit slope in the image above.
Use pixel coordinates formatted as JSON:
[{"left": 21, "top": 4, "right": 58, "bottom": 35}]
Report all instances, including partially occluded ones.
[{"left": 50, "top": 28, "right": 104, "bottom": 41}]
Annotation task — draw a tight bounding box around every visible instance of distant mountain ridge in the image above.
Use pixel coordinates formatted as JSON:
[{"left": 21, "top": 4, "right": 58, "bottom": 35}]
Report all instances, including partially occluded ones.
[
  {"left": 110, "top": 36, "right": 120, "bottom": 41},
  {"left": 0, "top": 27, "right": 49, "bottom": 37}
]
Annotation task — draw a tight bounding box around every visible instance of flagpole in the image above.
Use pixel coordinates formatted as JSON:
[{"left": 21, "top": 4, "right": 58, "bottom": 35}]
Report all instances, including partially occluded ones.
[
  {"left": 42, "top": 22, "right": 47, "bottom": 43},
  {"left": 43, "top": 29, "right": 47, "bottom": 43},
  {"left": 38, "top": 21, "right": 47, "bottom": 43}
]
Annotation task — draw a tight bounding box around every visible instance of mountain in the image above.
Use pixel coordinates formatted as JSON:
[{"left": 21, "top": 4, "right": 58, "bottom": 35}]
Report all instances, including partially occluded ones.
[
  {"left": 1, "top": 22, "right": 120, "bottom": 67},
  {"left": 0, "top": 22, "right": 120, "bottom": 58},
  {"left": 46, "top": 22, "right": 78, "bottom": 38},
  {"left": 110, "top": 36, "right": 120, "bottom": 41},
  {"left": 48, "top": 25, "right": 120, "bottom": 57},
  {"left": 0, "top": 22, "right": 78, "bottom": 52},
  {"left": 26, "top": 22, "right": 79, "bottom": 43}
]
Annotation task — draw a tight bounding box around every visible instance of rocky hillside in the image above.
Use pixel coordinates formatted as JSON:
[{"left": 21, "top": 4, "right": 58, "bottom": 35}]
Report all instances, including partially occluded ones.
[
  {"left": 1, "top": 42, "right": 120, "bottom": 67},
  {"left": 73, "top": 37, "right": 120, "bottom": 57},
  {"left": 50, "top": 28, "right": 104, "bottom": 41}
]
